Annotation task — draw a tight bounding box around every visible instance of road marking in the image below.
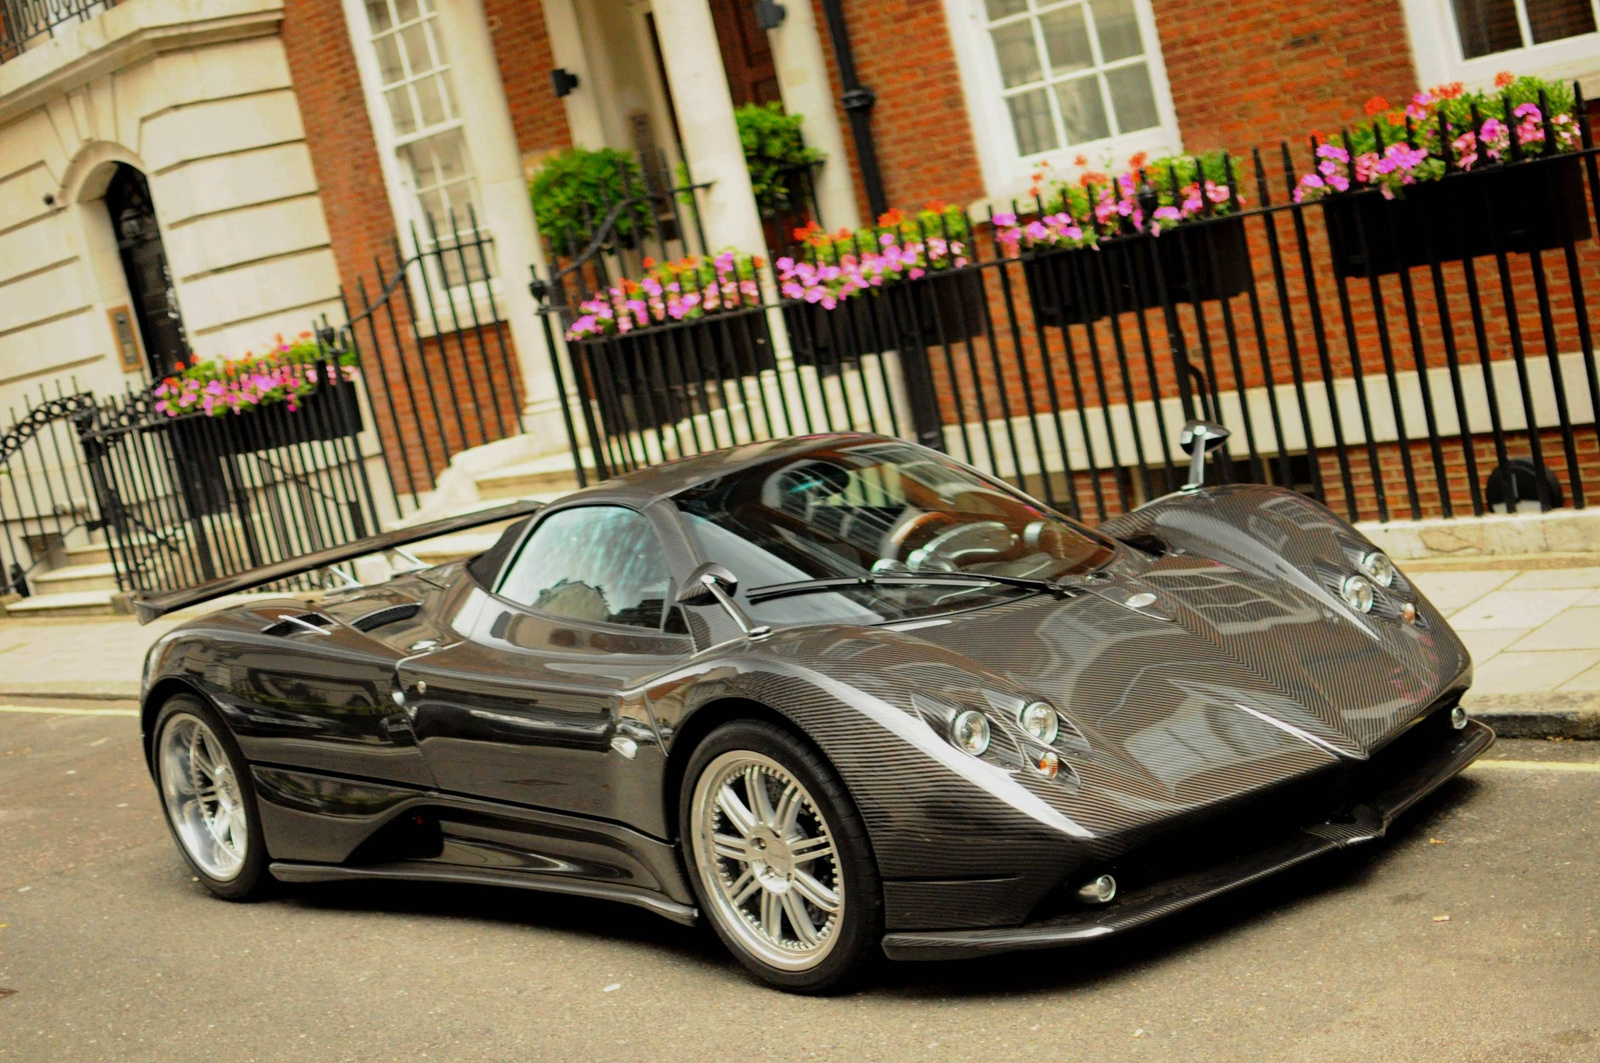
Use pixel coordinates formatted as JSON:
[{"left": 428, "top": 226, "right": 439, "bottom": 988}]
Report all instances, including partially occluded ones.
[
  {"left": 1469, "top": 759, "right": 1600, "bottom": 774},
  {"left": 0, "top": 704, "right": 138, "bottom": 717}
]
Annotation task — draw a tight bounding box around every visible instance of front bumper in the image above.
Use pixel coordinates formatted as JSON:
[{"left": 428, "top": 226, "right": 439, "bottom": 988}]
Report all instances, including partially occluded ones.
[{"left": 881, "top": 716, "right": 1493, "bottom": 961}]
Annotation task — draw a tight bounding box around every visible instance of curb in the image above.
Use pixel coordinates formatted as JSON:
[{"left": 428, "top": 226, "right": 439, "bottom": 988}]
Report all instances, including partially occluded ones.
[
  {"left": 1461, "top": 691, "right": 1600, "bottom": 740},
  {"left": 0, "top": 684, "right": 139, "bottom": 702}
]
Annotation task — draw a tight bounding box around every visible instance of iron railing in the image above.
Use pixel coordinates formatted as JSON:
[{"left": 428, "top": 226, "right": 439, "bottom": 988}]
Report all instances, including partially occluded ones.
[
  {"left": 0, "top": 0, "right": 116, "bottom": 63},
  {"left": 534, "top": 95, "right": 1600, "bottom": 527}
]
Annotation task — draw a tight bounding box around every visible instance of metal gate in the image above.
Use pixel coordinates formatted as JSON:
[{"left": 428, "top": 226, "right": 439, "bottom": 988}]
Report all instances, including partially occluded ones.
[{"left": 0, "top": 390, "right": 104, "bottom": 599}]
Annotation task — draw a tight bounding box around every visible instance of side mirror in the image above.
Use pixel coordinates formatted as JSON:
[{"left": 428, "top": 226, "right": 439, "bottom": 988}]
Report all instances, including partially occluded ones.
[
  {"left": 1179, "top": 420, "right": 1230, "bottom": 490},
  {"left": 679, "top": 562, "right": 768, "bottom": 639},
  {"left": 679, "top": 562, "right": 739, "bottom": 605}
]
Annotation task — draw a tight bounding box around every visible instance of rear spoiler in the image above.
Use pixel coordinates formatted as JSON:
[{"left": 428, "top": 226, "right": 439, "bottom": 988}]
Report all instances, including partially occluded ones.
[{"left": 131, "top": 499, "right": 545, "bottom": 625}]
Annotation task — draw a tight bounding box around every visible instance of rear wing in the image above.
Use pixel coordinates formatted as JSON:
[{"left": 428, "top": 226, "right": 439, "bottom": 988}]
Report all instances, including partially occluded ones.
[{"left": 130, "top": 499, "right": 545, "bottom": 625}]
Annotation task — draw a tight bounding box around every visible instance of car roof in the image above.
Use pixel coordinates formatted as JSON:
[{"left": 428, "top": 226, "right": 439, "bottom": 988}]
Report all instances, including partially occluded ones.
[{"left": 553, "top": 433, "right": 890, "bottom": 508}]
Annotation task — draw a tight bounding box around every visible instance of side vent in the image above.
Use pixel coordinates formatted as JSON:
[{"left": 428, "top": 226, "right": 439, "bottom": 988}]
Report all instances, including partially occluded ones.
[
  {"left": 262, "top": 612, "right": 335, "bottom": 637},
  {"left": 352, "top": 601, "right": 422, "bottom": 632},
  {"left": 1116, "top": 532, "right": 1169, "bottom": 558}
]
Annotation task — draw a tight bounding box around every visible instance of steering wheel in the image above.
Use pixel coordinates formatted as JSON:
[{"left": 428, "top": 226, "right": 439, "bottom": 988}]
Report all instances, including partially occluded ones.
[{"left": 887, "top": 510, "right": 961, "bottom": 557}]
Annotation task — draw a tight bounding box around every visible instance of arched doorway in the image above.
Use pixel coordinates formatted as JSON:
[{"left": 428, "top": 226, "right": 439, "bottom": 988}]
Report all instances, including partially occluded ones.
[{"left": 104, "top": 165, "right": 189, "bottom": 378}]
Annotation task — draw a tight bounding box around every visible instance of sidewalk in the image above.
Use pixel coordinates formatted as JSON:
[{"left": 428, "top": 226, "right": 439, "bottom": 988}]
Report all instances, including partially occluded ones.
[{"left": 0, "top": 567, "right": 1595, "bottom": 736}]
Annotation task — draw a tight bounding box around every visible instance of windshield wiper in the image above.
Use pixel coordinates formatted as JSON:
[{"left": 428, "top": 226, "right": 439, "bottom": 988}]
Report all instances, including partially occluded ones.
[{"left": 746, "top": 572, "right": 1068, "bottom": 603}]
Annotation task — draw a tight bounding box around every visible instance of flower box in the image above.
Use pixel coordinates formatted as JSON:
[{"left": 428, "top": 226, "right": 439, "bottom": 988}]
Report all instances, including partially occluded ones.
[
  {"left": 1321, "top": 154, "right": 1590, "bottom": 278},
  {"left": 1023, "top": 215, "right": 1251, "bottom": 326},
  {"left": 577, "top": 311, "right": 775, "bottom": 435},
  {"left": 177, "top": 380, "right": 365, "bottom": 459}
]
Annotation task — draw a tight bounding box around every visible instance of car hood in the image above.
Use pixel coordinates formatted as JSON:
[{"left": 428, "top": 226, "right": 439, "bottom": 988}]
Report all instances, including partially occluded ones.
[{"left": 756, "top": 488, "right": 1470, "bottom": 839}]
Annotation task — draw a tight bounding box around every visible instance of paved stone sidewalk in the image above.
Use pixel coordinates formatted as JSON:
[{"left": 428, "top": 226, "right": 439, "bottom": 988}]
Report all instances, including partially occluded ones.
[{"left": 0, "top": 569, "right": 1595, "bottom": 733}]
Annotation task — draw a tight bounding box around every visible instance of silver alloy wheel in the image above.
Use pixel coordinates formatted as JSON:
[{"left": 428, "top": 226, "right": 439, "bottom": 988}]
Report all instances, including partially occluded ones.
[
  {"left": 157, "top": 712, "right": 247, "bottom": 881},
  {"left": 690, "top": 750, "right": 844, "bottom": 972}
]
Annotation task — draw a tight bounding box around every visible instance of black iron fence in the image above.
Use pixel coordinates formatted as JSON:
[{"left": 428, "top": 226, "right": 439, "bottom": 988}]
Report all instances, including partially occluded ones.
[
  {"left": 535, "top": 102, "right": 1600, "bottom": 528},
  {"left": 343, "top": 210, "right": 527, "bottom": 511},
  {"left": 77, "top": 352, "right": 382, "bottom": 595}
]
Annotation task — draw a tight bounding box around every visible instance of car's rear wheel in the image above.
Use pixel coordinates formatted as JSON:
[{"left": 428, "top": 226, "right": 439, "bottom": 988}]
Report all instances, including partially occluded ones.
[
  {"left": 680, "top": 719, "right": 881, "bottom": 993},
  {"left": 152, "top": 694, "right": 270, "bottom": 900}
]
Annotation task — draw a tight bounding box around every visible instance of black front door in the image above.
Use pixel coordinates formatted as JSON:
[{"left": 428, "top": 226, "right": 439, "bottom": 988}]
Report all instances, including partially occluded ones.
[{"left": 106, "top": 165, "right": 188, "bottom": 379}]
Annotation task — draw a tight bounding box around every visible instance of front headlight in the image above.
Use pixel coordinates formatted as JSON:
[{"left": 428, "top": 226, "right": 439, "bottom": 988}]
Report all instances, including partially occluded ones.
[
  {"left": 1359, "top": 550, "right": 1396, "bottom": 588},
  {"left": 951, "top": 710, "right": 992, "bottom": 756},
  {"left": 1341, "top": 573, "right": 1375, "bottom": 614},
  {"left": 1018, "top": 701, "right": 1060, "bottom": 743}
]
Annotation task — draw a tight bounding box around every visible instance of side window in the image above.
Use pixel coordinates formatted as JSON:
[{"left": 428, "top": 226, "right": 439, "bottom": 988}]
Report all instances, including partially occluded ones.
[{"left": 496, "top": 507, "right": 671, "bottom": 629}]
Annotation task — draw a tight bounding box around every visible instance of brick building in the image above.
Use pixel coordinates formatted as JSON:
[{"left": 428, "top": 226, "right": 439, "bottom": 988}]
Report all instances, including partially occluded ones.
[{"left": 1, "top": 0, "right": 1597, "bottom": 517}]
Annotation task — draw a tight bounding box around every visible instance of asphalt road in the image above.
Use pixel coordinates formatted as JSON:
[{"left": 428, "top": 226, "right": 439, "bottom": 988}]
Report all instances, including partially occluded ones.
[{"left": 1, "top": 700, "right": 1597, "bottom": 1062}]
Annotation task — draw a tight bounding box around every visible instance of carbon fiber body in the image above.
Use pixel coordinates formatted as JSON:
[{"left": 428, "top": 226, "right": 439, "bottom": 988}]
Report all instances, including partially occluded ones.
[{"left": 140, "top": 434, "right": 1487, "bottom": 958}]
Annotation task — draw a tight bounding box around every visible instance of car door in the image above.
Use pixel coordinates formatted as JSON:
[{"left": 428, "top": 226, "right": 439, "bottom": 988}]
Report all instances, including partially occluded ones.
[{"left": 399, "top": 504, "right": 692, "bottom": 822}]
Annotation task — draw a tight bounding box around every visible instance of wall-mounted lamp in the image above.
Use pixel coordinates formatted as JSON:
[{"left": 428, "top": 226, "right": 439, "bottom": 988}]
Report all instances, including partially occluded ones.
[
  {"left": 551, "top": 68, "right": 580, "bottom": 99},
  {"left": 754, "top": 0, "right": 786, "bottom": 30}
]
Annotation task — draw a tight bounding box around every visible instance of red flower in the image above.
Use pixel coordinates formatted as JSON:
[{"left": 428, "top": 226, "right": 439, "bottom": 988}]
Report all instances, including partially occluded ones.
[
  {"left": 876, "top": 207, "right": 905, "bottom": 227},
  {"left": 1364, "top": 96, "right": 1389, "bottom": 116},
  {"left": 641, "top": 256, "right": 656, "bottom": 269},
  {"left": 1072, "top": 153, "right": 1088, "bottom": 167},
  {"left": 1494, "top": 71, "right": 1514, "bottom": 88},
  {"left": 1127, "top": 151, "right": 1149, "bottom": 170},
  {"left": 924, "top": 199, "right": 948, "bottom": 213}
]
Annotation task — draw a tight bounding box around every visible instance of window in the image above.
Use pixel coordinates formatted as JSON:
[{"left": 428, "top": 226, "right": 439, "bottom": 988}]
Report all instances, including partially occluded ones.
[
  {"left": 945, "top": 0, "right": 1180, "bottom": 197},
  {"left": 497, "top": 507, "right": 672, "bottom": 630},
  {"left": 357, "top": 0, "right": 491, "bottom": 286},
  {"left": 1403, "top": 0, "right": 1599, "bottom": 91}
]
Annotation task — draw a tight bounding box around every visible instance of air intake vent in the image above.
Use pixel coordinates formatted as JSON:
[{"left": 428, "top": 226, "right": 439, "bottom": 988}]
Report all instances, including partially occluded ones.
[
  {"left": 352, "top": 602, "right": 422, "bottom": 632},
  {"left": 262, "top": 612, "right": 335, "bottom": 637}
]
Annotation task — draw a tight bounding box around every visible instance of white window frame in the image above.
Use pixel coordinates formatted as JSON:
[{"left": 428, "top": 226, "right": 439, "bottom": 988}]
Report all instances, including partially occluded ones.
[
  {"left": 1402, "top": 0, "right": 1600, "bottom": 94},
  {"left": 942, "top": 0, "right": 1183, "bottom": 203},
  {"left": 339, "top": 0, "right": 504, "bottom": 332}
]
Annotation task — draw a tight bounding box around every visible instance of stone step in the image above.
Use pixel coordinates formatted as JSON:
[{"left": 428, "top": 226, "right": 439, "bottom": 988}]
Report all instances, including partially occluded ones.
[
  {"left": 31, "top": 562, "right": 119, "bottom": 596},
  {"left": 1, "top": 589, "right": 119, "bottom": 618},
  {"left": 473, "top": 454, "right": 587, "bottom": 502}
]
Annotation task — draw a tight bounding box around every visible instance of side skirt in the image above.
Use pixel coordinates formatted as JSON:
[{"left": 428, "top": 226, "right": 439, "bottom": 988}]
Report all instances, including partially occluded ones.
[{"left": 268, "top": 860, "right": 700, "bottom": 926}]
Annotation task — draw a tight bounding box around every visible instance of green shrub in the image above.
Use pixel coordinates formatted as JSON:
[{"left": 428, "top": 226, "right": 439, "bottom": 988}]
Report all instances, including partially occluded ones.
[
  {"left": 736, "top": 102, "right": 824, "bottom": 218},
  {"left": 529, "top": 147, "right": 655, "bottom": 253}
]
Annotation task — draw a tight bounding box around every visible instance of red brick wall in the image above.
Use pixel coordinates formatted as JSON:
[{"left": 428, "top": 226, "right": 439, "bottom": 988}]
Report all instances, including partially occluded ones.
[
  {"left": 1151, "top": 0, "right": 1422, "bottom": 156},
  {"left": 281, "top": 3, "right": 530, "bottom": 496},
  {"left": 804, "top": 0, "right": 986, "bottom": 219},
  {"left": 484, "top": 0, "right": 572, "bottom": 159}
]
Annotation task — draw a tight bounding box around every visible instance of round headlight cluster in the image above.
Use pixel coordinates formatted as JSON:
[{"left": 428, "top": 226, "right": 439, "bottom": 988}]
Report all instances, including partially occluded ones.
[
  {"left": 1341, "top": 573, "right": 1375, "bottom": 614},
  {"left": 951, "top": 710, "right": 991, "bottom": 756},
  {"left": 1018, "top": 701, "right": 1060, "bottom": 743},
  {"left": 1359, "top": 550, "right": 1397, "bottom": 588}
]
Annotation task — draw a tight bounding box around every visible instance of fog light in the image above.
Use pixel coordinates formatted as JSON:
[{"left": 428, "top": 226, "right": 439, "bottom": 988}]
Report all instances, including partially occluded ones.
[
  {"left": 951, "top": 710, "right": 991, "bottom": 756},
  {"left": 1031, "top": 748, "right": 1060, "bottom": 778},
  {"left": 1401, "top": 601, "right": 1417, "bottom": 624},
  {"left": 1341, "top": 574, "right": 1375, "bottom": 614},
  {"left": 1019, "top": 701, "right": 1060, "bottom": 743},
  {"left": 1076, "top": 874, "right": 1117, "bottom": 905},
  {"left": 1450, "top": 706, "right": 1468, "bottom": 730},
  {"left": 1360, "top": 550, "right": 1397, "bottom": 588}
]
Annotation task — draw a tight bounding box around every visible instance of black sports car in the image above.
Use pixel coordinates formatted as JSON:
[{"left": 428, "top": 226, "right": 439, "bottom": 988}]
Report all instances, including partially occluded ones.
[{"left": 136, "top": 429, "right": 1490, "bottom": 992}]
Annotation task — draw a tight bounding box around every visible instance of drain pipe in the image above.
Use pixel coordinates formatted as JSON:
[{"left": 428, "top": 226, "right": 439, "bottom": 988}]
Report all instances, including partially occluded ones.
[{"left": 816, "top": 0, "right": 888, "bottom": 218}]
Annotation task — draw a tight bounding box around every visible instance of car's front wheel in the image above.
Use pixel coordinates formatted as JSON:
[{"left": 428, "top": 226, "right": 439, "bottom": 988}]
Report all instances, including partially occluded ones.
[
  {"left": 152, "top": 694, "right": 270, "bottom": 900},
  {"left": 680, "top": 719, "right": 881, "bottom": 993}
]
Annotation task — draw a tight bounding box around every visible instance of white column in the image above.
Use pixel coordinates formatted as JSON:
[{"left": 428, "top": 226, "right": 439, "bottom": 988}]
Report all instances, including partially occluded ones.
[
  {"left": 435, "top": 0, "right": 574, "bottom": 455},
  {"left": 768, "top": 2, "right": 861, "bottom": 232},
  {"left": 649, "top": 0, "right": 768, "bottom": 254},
  {"left": 539, "top": 0, "right": 607, "bottom": 149}
]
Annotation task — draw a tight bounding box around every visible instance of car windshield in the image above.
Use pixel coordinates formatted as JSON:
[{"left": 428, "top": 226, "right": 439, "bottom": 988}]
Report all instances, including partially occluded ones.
[{"left": 674, "top": 440, "right": 1115, "bottom": 626}]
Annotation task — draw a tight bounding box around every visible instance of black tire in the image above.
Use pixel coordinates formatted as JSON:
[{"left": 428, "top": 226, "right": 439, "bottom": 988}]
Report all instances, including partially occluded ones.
[
  {"left": 151, "top": 693, "right": 272, "bottom": 901},
  {"left": 679, "top": 718, "right": 882, "bottom": 993}
]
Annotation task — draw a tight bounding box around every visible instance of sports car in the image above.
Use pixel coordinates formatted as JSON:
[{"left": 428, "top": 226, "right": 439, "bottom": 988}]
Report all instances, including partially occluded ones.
[{"left": 136, "top": 428, "right": 1491, "bottom": 992}]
